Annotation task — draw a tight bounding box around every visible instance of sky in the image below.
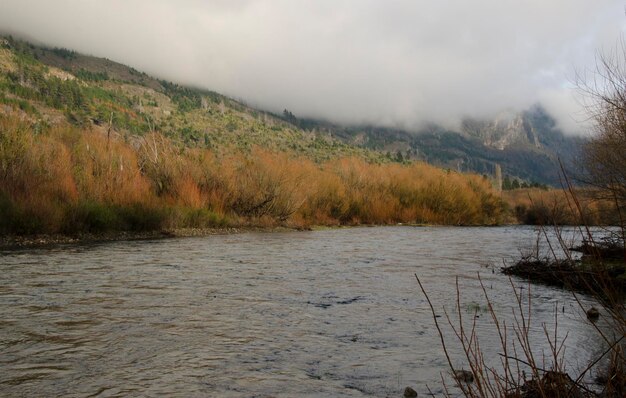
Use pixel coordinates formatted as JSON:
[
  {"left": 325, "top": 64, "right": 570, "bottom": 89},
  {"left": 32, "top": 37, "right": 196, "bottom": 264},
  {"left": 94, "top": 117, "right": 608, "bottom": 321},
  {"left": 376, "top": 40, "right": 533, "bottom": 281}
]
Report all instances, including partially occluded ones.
[{"left": 0, "top": 1, "right": 625, "bottom": 134}]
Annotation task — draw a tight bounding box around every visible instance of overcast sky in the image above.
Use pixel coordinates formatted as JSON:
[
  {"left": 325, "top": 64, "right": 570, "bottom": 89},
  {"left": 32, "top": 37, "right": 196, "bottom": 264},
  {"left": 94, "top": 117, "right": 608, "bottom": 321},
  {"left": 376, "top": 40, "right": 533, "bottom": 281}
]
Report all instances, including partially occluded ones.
[{"left": 1, "top": 1, "right": 625, "bottom": 133}]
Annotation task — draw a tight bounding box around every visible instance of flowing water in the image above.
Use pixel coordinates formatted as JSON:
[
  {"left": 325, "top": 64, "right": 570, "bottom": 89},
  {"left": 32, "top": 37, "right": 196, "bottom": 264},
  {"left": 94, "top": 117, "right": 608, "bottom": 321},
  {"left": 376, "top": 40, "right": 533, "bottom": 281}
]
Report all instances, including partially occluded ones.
[{"left": 0, "top": 226, "right": 618, "bottom": 397}]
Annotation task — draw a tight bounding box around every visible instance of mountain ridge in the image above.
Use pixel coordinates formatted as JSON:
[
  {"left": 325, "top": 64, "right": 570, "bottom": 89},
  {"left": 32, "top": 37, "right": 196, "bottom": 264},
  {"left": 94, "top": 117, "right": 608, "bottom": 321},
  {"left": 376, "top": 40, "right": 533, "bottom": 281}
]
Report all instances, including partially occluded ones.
[{"left": 293, "top": 105, "right": 583, "bottom": 185}]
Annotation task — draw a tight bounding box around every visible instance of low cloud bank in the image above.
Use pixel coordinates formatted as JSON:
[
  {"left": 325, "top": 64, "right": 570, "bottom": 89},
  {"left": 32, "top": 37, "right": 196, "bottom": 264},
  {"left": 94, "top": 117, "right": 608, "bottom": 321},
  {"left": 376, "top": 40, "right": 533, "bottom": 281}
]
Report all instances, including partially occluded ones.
[{"left": 1, "top": 0, "right": 625, "bottom": 134}]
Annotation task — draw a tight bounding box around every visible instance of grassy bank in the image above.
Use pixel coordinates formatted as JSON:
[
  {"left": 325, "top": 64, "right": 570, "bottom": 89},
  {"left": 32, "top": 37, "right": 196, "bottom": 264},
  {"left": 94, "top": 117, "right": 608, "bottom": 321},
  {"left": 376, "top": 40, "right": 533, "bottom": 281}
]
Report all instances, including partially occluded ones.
[{"left": 0, "top": 114, "right": 506, "bottom": 236}]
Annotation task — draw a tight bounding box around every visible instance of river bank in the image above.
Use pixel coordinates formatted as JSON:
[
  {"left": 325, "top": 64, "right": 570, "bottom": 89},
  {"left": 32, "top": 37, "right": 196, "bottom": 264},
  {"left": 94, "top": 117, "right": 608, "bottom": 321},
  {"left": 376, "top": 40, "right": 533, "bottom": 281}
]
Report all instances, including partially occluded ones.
[
  {"left": 0, "top": 222, "right": 509, "bottom": 250},
  {"left": 501, "top": 232, "right": 626, "bottom": 299},
  {"left": 0, "top": 226, "right": 304, "bottom": 250}
]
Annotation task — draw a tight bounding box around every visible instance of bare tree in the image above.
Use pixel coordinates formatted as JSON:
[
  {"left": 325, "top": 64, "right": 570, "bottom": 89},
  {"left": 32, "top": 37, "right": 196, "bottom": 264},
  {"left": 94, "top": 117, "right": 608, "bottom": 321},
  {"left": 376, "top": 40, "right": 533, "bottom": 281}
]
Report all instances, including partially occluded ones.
[{"left": 576, "top": 39, "right": 626, "bottom": 229}]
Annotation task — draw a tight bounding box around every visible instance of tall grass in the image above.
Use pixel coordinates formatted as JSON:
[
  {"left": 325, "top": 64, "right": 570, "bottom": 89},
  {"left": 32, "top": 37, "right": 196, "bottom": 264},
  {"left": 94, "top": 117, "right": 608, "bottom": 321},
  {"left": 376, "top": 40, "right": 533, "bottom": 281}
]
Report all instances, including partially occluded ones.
[{"left": 0, "top": 114, "right": 506, "bottom": 234}]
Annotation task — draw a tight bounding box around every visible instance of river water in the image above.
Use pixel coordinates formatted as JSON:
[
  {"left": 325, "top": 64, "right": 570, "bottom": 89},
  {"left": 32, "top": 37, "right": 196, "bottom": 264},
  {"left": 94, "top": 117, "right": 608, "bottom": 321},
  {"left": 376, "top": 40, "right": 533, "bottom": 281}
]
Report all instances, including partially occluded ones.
[{"left": 0, "top": 226, "right": 617, "bottom": 397}]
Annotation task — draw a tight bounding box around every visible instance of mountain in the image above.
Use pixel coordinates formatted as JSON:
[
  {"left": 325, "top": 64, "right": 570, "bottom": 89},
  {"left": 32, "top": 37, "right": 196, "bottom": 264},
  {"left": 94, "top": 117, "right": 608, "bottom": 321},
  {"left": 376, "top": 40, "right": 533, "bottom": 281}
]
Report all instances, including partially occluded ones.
[
  {"left": 0, "top": 36, "right": 380, "bottom": 163},
  {"left": 0, "top": 35, "right": 583, "bottom": 186},
  {"left": 295, "top": 106, "right": 584, "bottom": 186}
]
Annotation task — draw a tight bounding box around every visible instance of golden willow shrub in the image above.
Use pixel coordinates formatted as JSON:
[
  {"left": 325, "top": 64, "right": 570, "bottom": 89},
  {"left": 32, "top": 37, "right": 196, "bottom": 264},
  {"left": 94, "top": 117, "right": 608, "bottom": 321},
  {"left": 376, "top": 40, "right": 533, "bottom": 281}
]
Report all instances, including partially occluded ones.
[
  {"left": 0, "top": 114, "right": 506, "bottom": 234},
  {"left": 0, "top": 117, "right": 77, "bottom": 232},
  {"left": 72, "top": 130, "right": 153, "bottom": 205},
  {"left": 219, "top": 148, "right": 315, "bottom": 221}
]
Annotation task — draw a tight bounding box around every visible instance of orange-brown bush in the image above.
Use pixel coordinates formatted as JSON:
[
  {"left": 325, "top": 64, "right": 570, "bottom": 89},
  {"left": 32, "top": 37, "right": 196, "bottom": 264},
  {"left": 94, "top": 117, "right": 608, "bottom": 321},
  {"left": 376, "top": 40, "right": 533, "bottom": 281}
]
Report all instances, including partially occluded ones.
[
  {"left": 220, "top": 148, "right": 314, "bottom": 222},
  {"left": 306, "top": 160, "right": 504, "bottom": 226},
  {"left": 73, "top": 130, "right": 153, "bottom": 205},
  {"left": 504, "top": 188, "right": 620, "bottom": 225},
  {"left": 0, "top": 114, "right": 506, "bottom": 234},
  {"left": 0, "top": 117, "right": 78, "bottom": 232}
]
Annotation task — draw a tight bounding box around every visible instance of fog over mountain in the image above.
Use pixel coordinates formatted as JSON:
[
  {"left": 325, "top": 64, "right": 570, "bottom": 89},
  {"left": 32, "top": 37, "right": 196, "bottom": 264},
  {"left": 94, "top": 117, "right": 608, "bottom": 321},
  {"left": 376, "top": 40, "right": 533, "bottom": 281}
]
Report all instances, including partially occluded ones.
[{"left": 1, "top": 0, "right": 624, "bottom": 134}]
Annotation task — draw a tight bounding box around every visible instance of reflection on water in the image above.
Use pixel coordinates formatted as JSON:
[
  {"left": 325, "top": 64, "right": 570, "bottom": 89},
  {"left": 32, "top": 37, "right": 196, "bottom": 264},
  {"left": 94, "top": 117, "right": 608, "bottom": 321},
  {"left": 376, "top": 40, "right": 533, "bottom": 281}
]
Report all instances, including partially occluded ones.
[{"left": 0, "top": 226, "right": 617, "bottom": 397}]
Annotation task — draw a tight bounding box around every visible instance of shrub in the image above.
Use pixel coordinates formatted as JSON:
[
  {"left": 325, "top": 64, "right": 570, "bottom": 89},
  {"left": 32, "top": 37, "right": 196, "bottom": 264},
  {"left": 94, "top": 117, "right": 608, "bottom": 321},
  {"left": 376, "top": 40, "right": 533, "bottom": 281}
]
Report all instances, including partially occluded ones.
[{"left": 0, "top": 114, "right": 507, "bottom": 234}]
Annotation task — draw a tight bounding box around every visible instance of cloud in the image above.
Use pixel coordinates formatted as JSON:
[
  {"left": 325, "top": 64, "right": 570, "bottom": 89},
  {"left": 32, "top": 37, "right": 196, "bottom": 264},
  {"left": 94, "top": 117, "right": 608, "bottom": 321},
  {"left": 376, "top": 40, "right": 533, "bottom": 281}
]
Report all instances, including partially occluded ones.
[{"left": 1, "top": 0, "right": 625, "bottom": 134}]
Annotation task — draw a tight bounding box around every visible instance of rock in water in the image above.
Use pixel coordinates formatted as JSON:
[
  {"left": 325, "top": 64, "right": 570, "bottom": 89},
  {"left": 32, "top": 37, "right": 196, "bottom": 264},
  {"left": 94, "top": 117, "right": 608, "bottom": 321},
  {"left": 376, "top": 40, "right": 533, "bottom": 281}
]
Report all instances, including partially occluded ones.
[
  {"left": 403, "top": 386, "right": 418, "bottom": 397},
  {"left": 586, "top": 307, "right": 600, "bottom": 321},
  {"left": 454, "top": 369, "right": 474, "bottom": 383}
]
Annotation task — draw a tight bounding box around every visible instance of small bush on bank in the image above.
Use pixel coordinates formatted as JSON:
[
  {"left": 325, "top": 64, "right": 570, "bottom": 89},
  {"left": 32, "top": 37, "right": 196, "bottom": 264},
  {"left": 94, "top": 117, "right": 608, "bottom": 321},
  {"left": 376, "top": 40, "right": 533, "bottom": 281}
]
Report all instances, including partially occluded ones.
[
  {"left": 179, "top": 207, "right": 229, "bottom": 228},
  {"left": 64, "top": 201, "right": 122, "bottom": 233}
]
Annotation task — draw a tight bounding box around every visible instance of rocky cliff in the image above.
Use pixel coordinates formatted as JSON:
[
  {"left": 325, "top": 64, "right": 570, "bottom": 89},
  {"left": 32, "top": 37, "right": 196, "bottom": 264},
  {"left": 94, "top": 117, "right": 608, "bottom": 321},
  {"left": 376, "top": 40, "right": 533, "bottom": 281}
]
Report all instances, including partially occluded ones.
[{"left": 461, "top": 111, "right": 542, "bottom": 150}]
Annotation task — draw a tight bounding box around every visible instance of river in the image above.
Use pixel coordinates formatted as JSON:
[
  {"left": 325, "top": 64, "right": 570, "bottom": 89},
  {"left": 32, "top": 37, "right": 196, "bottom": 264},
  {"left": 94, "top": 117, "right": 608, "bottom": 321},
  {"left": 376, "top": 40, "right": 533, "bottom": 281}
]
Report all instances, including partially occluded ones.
[{"left": 0, "top": 226, "right": 617, "bottom": 397}]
